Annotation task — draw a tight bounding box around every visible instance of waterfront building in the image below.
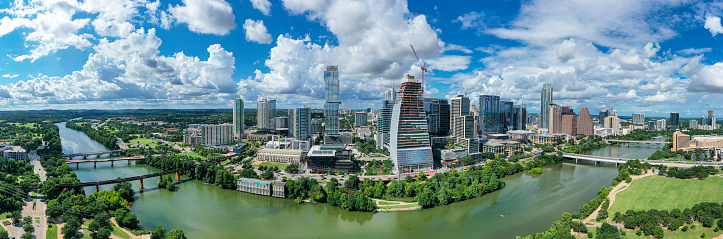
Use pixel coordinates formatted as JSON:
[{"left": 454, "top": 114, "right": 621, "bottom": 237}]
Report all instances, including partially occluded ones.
[
  {"left": 672, "top": 131, "right": 690, "bottom": 151},
  {"left": 272, "top": 182, "right": 286, "bottom": 198},
  {"left": 577, "top": 108, "right": 593, "bottom": 136},
  {"left": 540, "top": 83, "right": 553, "bottom": 130},
  {"left": 670, "top": 112, "right": 680, "bottom": 130},
  {"left": 306, "top": 145, "right": 354, "bottom": 173},
  {"left": 480, "top": 95, "right": 503, "bottom": 134},
  {"left": 257, "top": 99, "right": 276, "bottom": 132},
  {"left": 237, "top": 178, "right": 272, "bottom": 196},
  {"left": 548, "top": 104, "right": 562, "bottom": 134},
  {"left": 354, "top": 112, "right": 368, "bottom": 127},
  {"left": 424, "top": 98, "right": 450, "bottom": 136},
  {"left": 529, "top": 134, "right": 566, "bottom": 145},
  {"left": 233, "top": 98, "right": 244, "bottom": 138},
  {"left": 604, "top": 116, "right": 621, "bottom": 135},
  {"left": 389, "top": 75, "right": 434, "bottom": 173},
  {"left": 482, "top": 140, "right": 522, "bottom": 156},
  {"left": 690, "top": 119, "right": 699, "bottom": 130},
  {"left": 0, "top": 145, "right": 27, "bottom": 161},
  {"left": 324, "top": 66, "right": 341, "bottom": 139},
  {"left": 594, "top": 128, "right": 615, "bottom": 138},
  {"left": 632, "top": 113, "right": 645, "bottom": 127}
]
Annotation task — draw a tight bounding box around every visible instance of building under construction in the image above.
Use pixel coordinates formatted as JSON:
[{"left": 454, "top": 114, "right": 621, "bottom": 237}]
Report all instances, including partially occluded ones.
[{"left": 389, "top": 75, "right": 434, "bottom": 174}]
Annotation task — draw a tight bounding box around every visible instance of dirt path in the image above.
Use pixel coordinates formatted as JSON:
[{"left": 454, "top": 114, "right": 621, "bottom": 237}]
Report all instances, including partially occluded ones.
[
  {"left": 581, "top": 169, "right": 657, "bottom": 225},
  {"left": 110, "top": 217, "right": 147, "bottom": 239}
]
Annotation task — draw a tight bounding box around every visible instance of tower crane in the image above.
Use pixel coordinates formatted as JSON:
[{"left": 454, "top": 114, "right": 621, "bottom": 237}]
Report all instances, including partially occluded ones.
[{"left": 410, "top": 45, "right": 427, "bottom": 86}]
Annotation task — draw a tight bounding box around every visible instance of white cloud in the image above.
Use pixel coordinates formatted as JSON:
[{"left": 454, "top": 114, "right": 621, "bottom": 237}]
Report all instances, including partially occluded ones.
[
  {"left": 168, "top": 0, "right": 236, "bottom": 35},
  {"left": 641, "top": 91, "right": 684, "bottom": 103},
  {"left": 2, "top": 74, "right": 19, "bottom": 78},
  {"left": 455, "top": 11, "right": 483, "bottom": 30},
  {"left": 250, "top": 0, "right": 272, "bottom": 16},
  {"left": 605, "top": 89, "right": 637, "bottom": 100},
  {"left": 689, "top": 62, "right": 723, "bottom": 93},
  {"left": 0, "top": 16, "right": 30, "bottom": 37},
  {"left": 443, "top": 44, "right": 472, "bottom": 54},
  {"left": 557, "top": 38, "right": 576, "bottom": 63},
  {"left": 243, "top": 19, "right": 272, "bottom": 44},
  {"left": 704, "top": 16, "right": 723, "bottom": 36},
  {"left": 426, "top": 55, "right": 471, "bottom": 72},
  {"left": 676, "top": 47, "right": 712, "bottom": 55},
  {"left": 81, "top": 0, "right": 139, "bottom": 37}
]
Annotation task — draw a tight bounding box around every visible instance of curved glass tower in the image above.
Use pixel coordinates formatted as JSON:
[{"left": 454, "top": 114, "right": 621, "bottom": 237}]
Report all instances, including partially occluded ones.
[{"left": 390, "top": 75, "right": 433, "bottom": 174}]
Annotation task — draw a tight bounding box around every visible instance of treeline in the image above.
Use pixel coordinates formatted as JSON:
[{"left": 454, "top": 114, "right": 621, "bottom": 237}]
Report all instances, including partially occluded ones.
[
  {"left": 144, "top": 154, "right": 237, "bottom": 189},
  {"left": 564, "top": 135, "right": 607, "bottom": 154},
  {"left": 612, "top": 202, "right": 723, "bottom": 238},
  {"left": 658, "top": 165, "right": 718, "bottom": 179},
  {"left": 607, "top": 130, "right": 672, "bottom": 140},
  {"left": 285, "top": 177, "right": 376, "bottom": 212},
  {"left": 66, "top": 121, "right": 119, "bottom": 150}
]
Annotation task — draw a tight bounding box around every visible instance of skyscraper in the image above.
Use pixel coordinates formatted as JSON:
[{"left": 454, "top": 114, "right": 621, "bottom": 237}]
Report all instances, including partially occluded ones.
[
  {"left": 233, "top": 99, "right": 244, "bottom": 138},
  {"left": 670, "top": 112, "right": 679, "bottom": 130},
  {"left": 561, "top": 108, "right": 577, "bottom": 136},
  {"left": 293, "top": 106, "right": 311, "bottom": 140},
  {"left": 512, "top": 100, "right": 527, "bottom": 130},
  {"left": 501, "top": 101, "right": 514, "bottom": 131},
  {"left": 450, "top": 96, "right": 470, "bottom": 117},
  {"left": 599, "top": 110, "right": 609, "bottom": 122},
  {"left": 632, "top": 113, "right": 645, "bottom": 126},
  {"left": 709, "top": 109, "right": 715, "bottom": 125},
  {"left": 287, "top": 109, "right": 294, "bottom": 137},
  {"left": 548, "top": 104, "right": 562, "bottom": 133},
  {"left": 424, "top": 98, "right": 450, "bottom": 136},
  {"left": 376, "top": 90, "right": 395, "bottom": 149},
  {"left": 577, "top": 108, "right": 593, "bottom": 136},
  {"left": 701, "top": 116, "right": 708, "bottom": 126},
  {"left": 257, "top": 99, "right": 276, "bottom": 132},
  {"left": 390, "top": 75, "right": 434, "bottom": 173},
  {"left": 480, "top": 95, "right": 503, "bottom": 135},
  {"left": 354, "top": 112, "right": 368, "bottom": 127},
  {"left": 604, "top": 116, "right": 621, "bottom": 135},
  {"left": 324, "top": 66, "right": 341, "bottom": 138},
  {"left": 451, "top": 95, "right": 473, "bottom": 139},
  {"left": 690, "top": 119, "right": 699, "bottom": 130},
  {"left": 540, "top": 83, "right": 553, "bottom": 129}
]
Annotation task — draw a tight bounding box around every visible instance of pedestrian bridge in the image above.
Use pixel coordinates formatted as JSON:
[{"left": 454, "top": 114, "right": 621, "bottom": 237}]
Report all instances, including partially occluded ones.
[{"left": 562, "top": 153, "right": 723, "bottom": 167}]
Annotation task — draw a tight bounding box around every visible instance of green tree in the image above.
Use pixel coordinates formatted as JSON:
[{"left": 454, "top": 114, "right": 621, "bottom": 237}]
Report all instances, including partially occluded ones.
[
  {"left": 165, "top": 229, "right": 187, "bottom": 239},
  {"left": 151, "top": 226, "right": 166, "bottom": 239},
  {"left": 344, "top": 175, "right": 360, "bottom": 190},
  {"left": 0, "top": 229, "right": 8, "bottom": 239},
  {"left": 22, "top": 215, "right": 32, "bottom": 224},
  {"left": 10, "top": 211, "right": 21, "bottom": 223}
]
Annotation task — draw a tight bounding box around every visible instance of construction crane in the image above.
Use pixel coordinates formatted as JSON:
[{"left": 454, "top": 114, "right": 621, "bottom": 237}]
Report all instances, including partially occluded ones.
[{"left": 410, "top": 44, "right": 427, "bottom": 86}]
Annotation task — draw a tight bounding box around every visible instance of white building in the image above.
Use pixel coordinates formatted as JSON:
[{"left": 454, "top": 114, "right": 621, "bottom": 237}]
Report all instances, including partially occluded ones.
[
  {"left": 594, "top": 128, "right": 615, "bottom": 138},
  {"left": 656, "top": 119, "right": 667, "bottom": 131},
  {"left": 0, "top": 145, "right": 27, "bottom": 161},
  {"left": 184, "top": 124, "right": 234, "bottom": 146},
  {"left": 256, "top": 148, "right": 305, "bottom": 164}
]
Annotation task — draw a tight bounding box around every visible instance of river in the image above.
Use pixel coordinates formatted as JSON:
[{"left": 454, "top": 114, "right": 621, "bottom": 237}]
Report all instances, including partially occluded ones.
[{"left": 57, "top": 122, "right": 659, "bottom": 238}]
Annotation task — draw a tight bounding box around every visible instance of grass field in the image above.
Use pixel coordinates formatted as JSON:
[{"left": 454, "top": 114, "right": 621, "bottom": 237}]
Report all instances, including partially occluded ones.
[
  {"left": 579, "top": 222, "right": 721, "bottom": 239},
  {"left": 112, "top": 224, "right": 131, "bottom": 239},
  {"left": 608, "top": 176, "right": 723, "bottom": 215},
  {"left": 8, "top": 123, "right": 37, "bottom": 129},
  {"left": 178, "top": 152, "right": 207, "bottom": 160},
  {"left": 129, "top": 138, "right": 159, "bottom": 145},
  {"left": 0, "top": 212, "right": 10, "bottom": 220},
  {"left": 253, "top": 162, "right": 290, "bottom": 170},
  {"left": 47, "top": 223, "right": 58, "bottom": 239}
]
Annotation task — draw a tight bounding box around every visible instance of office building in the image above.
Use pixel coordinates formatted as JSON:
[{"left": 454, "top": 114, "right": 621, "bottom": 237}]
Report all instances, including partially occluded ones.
[
  {"left": 577, "top": 108, "right": 593, "bottom": 136},
  {"left": 0, "top": 145, "right": 27, "bottom": 161},
  {"left": 354, "top": 112, "right": 368, "bottom": 127},
  {"left": 452, "top": 115, "right": 475, "bottom": 139},
  {"left": 656, "top": 119, "right": 667, "bottom": 131},
  {"left": 690, "top": 119, "right": 699, "bottom": 129},
  {"left": 287, "top": 109, "right": 294, "bottom": 137},
  {"left": 480, "top": 95, "right": 503, "bottom": 134},
  {"left": 632, "top": 113, "right": 645, "bottom": 127},
  {"left": 501, "top": 101, "right": 514, "bottom": 131},
  {"left": 376, "top": 91, "right": 395, "bottom": 149},
  {"left": 561, "top": 109, "right": 577, "bottom": 136},
  {"left": 709, "top": 109, "right": 715, "bottom": 125},
  {"left": 609, "top": 109, "right": 618, "bottom": 117},
  {"left": 548, "top": 104, "right": 562, "bottom": 134},
  {"left": 451, "top": 95, "right": 470, "bottom": 117},
  {"left": 511, "top": 101, "right": 527, "bottom": 131},
  {"left": 540, "top": 83, "right": 553, "bottom": 129},
  {"left": 604, "top": 116, "right": 621, "bottom": 135},
  {"left": 389, "top": 75, "right": 434, "bottom": 173},
  {"left": 307, "top": 145, "right": 354, "bottom": 173},
  {"left": 275, "top": 117, "right": 288, "bottom": 129},
  {"left": 599, "top": 110, "right": 609, "bottom": 122},
  {"left": 233, "top": 98, "right": 244, "bottom": 138},
  {"left": 257, "top": 99, "right": 276, "bottom": 132},
  {"left": 257, "top": 148, "right": 305, "bottom": 164},
  {"left": 324, "top": 66, "right": 341, "bottom": 138},
  {"left": 237, "top": 178, "right": 272, "bottom": 196},
  {"left": 424, "top": 98, "right": 450, "bottom": 136},
  {"left": 648, "top": 121, "right": 655, "bottom": 130},
  {"left": 670, "top": 112, "right": 679, "bottom": 130},
  {"left": 293, "top": 106, "right": 312, "bottom": 140},
  {"left": 672, "top": 131, "right": 690, "bottom": 151}
]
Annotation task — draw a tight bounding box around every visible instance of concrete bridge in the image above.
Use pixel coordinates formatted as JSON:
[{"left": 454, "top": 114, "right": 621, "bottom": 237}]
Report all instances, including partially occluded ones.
[
  {"left": 61, "top": 148, "right": 140, "bottom": 160},
  {"left": 604, "top": 140, "right": 671, "bottom": 146},
  {"left": 65, "top": 156, "right": 145, "bottom": 168},
  {"left": 562, "top": 153, "right": 723, "bottom": 167}
]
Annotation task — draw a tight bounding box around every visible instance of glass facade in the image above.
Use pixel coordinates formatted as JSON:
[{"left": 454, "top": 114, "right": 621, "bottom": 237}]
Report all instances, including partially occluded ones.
[
  {"left": 390, "top": 75, "right": 433, "bottom": 173},
  {"left": 233, "top": 98, "right": 244, "bottom": 138},
  {"left": 540, "top": 83, "right": 552, "bottom": 129},
  {"left": 324, "top": 66, "right": 340, "bottom": 137}
]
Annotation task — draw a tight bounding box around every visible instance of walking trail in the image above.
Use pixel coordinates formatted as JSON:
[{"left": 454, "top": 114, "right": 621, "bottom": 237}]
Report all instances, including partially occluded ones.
[{"left": 580, "top": 169, "right": 657, "bottom": 227}]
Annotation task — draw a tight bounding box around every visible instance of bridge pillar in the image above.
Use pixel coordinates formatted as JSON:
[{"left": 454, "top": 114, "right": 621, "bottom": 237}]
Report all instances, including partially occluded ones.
[
  {"left": 95, "top": 185, "right": 99, "bottom": 193},
  {"left": 76, "top": 163, "right": 79, "bottom": 169},
  {"left": 158, "top": 176, "right": 162, "bottom": 184},
  {"left": 111, "top": 161, "right": 114, "bottom": 166},
  {"left": 94, "top": 161, "right": 96, "bottom": 168},
  {"left": 139, "top": 179, "right": 144, "bottom": 191},
  {"left": 175, "top": 172, "right": 179, "bottom": 181}
]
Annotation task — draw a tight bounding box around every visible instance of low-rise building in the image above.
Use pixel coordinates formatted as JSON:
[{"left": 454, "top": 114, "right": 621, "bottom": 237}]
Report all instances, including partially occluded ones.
[
  {"left": 306, "top": 145, "right": 354, "bottom": 173},
  {"left": 594, "top": 128, "right": 615, "bottom": 138},
  {"left": 246, "top": 134, "right": 275, "bottom": 142},
  {"left": 0, "top": 145, "right": 27, "bottom": 161},
  {"left": 481, "top": 140, "right": 522, "bottom": 155},
  {"left": 272, "top": 181, "right": 286, "bottom": 198},
  {"left": 256, "top": 148, "right": 305, "bottom": 164},
  {"left": 507, "top": 130, "right": 534, "bottom": 142},
  {"left": 529, "top": 134, "right": 566, "bottom": 145},
  {"left": 237, "top": 178, "right": 272, "bottom": 196}
]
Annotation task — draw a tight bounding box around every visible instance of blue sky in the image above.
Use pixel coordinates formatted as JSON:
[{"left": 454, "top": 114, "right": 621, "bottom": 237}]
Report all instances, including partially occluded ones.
[{"left": 0, "top": 0, "right": 723, "bottom": 117}]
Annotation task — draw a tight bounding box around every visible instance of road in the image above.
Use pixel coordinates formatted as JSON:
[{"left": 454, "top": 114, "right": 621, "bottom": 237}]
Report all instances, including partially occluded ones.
[{"left": 19, "top": 149, "right": 48, "bottom": 239}]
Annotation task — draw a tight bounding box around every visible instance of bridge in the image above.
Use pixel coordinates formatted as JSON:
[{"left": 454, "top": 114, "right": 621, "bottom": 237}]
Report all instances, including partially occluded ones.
[
  {"left": 57, "top": 154, "right": 240, "bottom": 192},
  {"left": 61, "top": 148, "right": 141, "bottom": 160},
  {"left": 65, "top": 156, "right": 145, "bottom": 168},
  {"left": 562, "top": 153, "right": 723, "bottom": 167},
  {"left": 604, "top": 140, "right": 671, "bottom": 146}
]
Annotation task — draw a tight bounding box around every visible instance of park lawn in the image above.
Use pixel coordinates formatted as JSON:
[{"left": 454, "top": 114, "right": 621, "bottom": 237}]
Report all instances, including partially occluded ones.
[
  {"left": 129, "top": 138, "right": 159, "bottom": 145},
  {"left": 0, "top": 212, "right": 10, "bottom": 220},
  {"left": 253, "top": 162, "right": 290, "bottom": 170},
  {"left": 177, "top": 152, "right": 207, "bottom": 160},
  {"left": 378, "top": 204, "right": 419, "bottom": 209},
  {"left": 112, "top": 224, "right": 131, "bottom": 239},
  {"left": 8, "top": 122, "right": 37, "bottom": 129},
  {"left": 608, "top": 176, "right": 723, "bottom": 216},
  {"left": 47, "top": 223, "right": 58, "bottom": 239},
  {"left": 579, "top": 223, "right": 721, "bottom": 239}
]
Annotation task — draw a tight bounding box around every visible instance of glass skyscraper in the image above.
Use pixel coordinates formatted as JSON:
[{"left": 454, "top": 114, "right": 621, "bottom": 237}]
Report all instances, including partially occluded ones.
[
  {"left": 390, "top": 75, "right": 433, "bottom": 174},
  {"left": 324, "top": 66, "right": 340, "bottom": 137},
  {"left": 257, "top": 99, "right": 276, "bottom": 132},
  {"left": 540, "top": 83, "right": 553, "bottom": 129},
  {"left": 232, "top": 98, "right": 244, "bottom": 138},
  {"left": 479, "top": 95, "right": 502, "bottom": 135}
]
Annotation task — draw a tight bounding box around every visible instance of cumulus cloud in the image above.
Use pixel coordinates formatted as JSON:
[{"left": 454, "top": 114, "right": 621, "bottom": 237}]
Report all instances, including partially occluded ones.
[
  {"left": 243, "top": 19, "right": 272, "bottom": 44},
  {"left": 689, "top": 62, "right": 723, "bottom": 93},
  {"left": 444, "top": 44, "right": 473, "bottom": 54},
  {"left": 641, "top": 91, "right": 684, "bottom": 103},
  {"left": 251, "top": 0, "right": 272, "bottom": 15},
  {"left": 81, "top": 0, "right": 139, "bottom": 37},
  {"left": 704, "top": 16, "right": 723, "bottom": 37},
  {"left": 426, "top": 55, "right": 471, "bottom": 72},
  {"left": 168, "top": 0, "right": 236, "bottom": 35},
  {"left": 557, "top": 38, "right": 576, "bottom": 63}
]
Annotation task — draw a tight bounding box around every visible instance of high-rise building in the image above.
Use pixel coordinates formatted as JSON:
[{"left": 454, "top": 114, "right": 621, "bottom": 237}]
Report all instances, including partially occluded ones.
[
  {"left": 511, "top": 100, "right": 527, "bottom": 130},
  {"left": 561, "top": 109, "right": 577, "bottom": 136},
  {"left": 709, "top": 109, "right": 715, "bottom": 125},
  {"left": 257, "top": 99, "right": 276, "bottom": 132},
  {"left": 354, "top": 112, "right": 368, "bottom": 127},
  {"left": 233, "top": 99, "right": 244, "bottom": 138},
  {"left": 480, "top": 95, "right": 503, "bottom": 134},
  {"left": 203, "top": 124, "right": 234, "bottom": 146},
  {"left": 690, "top": 119, "right": 699, "bottom": 130},
  {"left": 452, "top": 115, "right": 475, "bottom": 139},
  {"left": 548, "top": 104, "right": 562, "bottom": 133},
  {"left": 656, "top": 119, "right": 667, "bottom": 131},
  {"left": 424, "top": 98, "right": 450, "bottom": 136},
  {"left": 577, "top": 108, "right": 593, "bottom": 136},
  {"left": 701, "top": 116, "right": 708, "bottom": 126},
  {"left": 275, "top": 117, "right": 288, "bottom": 129},
  {"left": 609, "top": 109, "right": 618, "bottom": 117},
  {"left": 324, "top": 66, "right": 341, "bottom": 137},
  {"left": 632, "top": 113, "right": 645, "bottom": 126},
  {"left": 287, "top": 109, "right": 294, "bottom": 137},
  {"left": 389, "top": 75, "right": 434, "bottom": 173},
  {"left": 604, "top": 116, "right": 621, "bottom": 135},
  {"left": 293, "top": 106, "right": 312, "bottom": 140},
  {"left": 672, "top": 131, "right": 690, "bottom": 151},
  {"left": 501, "top": 101, "right": 514, "bottom": 131},
  {"left": 670, "top": 112, "right": 679, "bottom": 130},
  {"left": 540, "top": 83, "right": 553, "bottom": 129},
  {"left": 599, "top": 110, "right": 609, "bottom": 122},
  {"left": 451, "top": 96, "right": 470, "bottom": 117},
  {"left": 385, "top": 88, "right": 397, "bottom": 102},
  {"left": 376, "top": 95, "right": 395, "bottom": 149}
]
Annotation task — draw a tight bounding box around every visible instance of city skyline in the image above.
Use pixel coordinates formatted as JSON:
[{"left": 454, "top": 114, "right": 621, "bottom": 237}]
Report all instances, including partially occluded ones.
[{"left": 0, "top": 1, "right": 723, "bottom": 117}]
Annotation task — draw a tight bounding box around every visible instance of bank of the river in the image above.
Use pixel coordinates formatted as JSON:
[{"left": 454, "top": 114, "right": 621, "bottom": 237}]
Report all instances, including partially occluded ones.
[{"left": 58, "top": 121, "right": 638, "bottom": 238}]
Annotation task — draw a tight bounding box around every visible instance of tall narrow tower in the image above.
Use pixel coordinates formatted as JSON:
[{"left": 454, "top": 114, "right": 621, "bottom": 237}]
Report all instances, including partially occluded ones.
[
  {"left": 232, "top": 98, "right": 244, "bottom": 139},
  {"left": 540, "top": 83, "right": 553, "bottom": 130},
  {"left": 390, "top": 75, "right": 434, "bottom": 174},
  {"left": 324, "top": 66, "right": 340, "bottom": 138}
]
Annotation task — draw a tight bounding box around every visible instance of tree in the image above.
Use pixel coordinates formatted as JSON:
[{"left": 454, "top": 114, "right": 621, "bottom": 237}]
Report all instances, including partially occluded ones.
[
  {"left": 22, "top": 223, "right": 33, "bottom": 233},
  {"left": 22, "top": 215, "right": 32, "bottom": 224},
  {"left": 96, "top": 228, "right": 112, "bottom": 239},
  {"left": 21, "top": 232, "right": 31, "bottom": 239},
  {"left": 46, "top": 200, "right": 64, "bottom": 219},
  {"left": 151, "top": 226, "right": 166, "bottom": 239},
  {"left": 418, "top": 172, "right": 427, "bottom": 181},
  {"left": 344, "top": 175, "right": 360, "bottom": 190},
  {"left": 285, "top": 164, "right": 300, "bottom": 173},
  {"left": 62, "top": 217, "right": 82, "bottom": 239},
  {"left": 10, "top": 211, "right": 21, "bottom": 223},
  {"left": 261, "top": 170, "right": 274, "bottom": 180},
  {"left": 238, "top": 169, "right": 259, "bottom": 179},
  {"left": 0, "top": 229, "right": 8, "bottom": 239},
  {"left": 165, "top": 229, "right": 187, "bottom": 239}
]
